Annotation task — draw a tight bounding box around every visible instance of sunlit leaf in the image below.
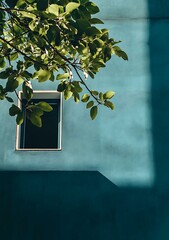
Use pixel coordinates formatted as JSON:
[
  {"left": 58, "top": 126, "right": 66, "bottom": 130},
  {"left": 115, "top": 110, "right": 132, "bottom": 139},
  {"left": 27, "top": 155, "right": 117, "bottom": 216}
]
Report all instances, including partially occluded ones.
[
  {"left": 66, "top": 2, "right": 80, "bottom": 14},
  {"left": 81, "top": 93, "right": 90, "bottom": 102},
  {"left": 103, "top": 91, "right": 115, "bottom": 99},
  {"left": 47, "top": 4, "right": 60, "bottom": 16},
  {"left": 36, "top": 102, "right": 53, "bottom": 112}
]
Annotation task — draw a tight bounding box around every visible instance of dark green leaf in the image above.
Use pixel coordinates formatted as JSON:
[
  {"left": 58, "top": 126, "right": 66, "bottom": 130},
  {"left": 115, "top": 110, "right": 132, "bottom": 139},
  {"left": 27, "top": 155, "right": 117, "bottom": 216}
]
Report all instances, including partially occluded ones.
[
  {"left": 57, "top": 82, "right": 67, "bottom": 92},
  {"left": 91, "top": 90, "right": 98, "bottom": 96},
  {"left": 0, "top": 71, "right": 8, "bottom": 79},
  {"left": 86, "top": 26, "right": 101, "bottom": 36},
  {"left": 104, "top": 100, "right": 114, "bottom": 110},
  {"left": 6, "top": 77, "right": 19, "bottom": 92},
  {"left": 30, "top": 113, "right": 42, "bottom": 127},
  {"left": 0, "top": 57, "right": 6, "bottom": 69},
  {"left": 36, "top": 102, "right": 53, "bottom": 112},
  {"left": 86, "top": 100, "right": 94, "bottom": 109},
  {"left": 22, "top": 81, "right": 33, "bottom": 101},
  {"left": 9, "top": 104, "right": 20, "bottom": 116},
  {"left": 90, "top": 106, "right": 98, "bottom": 120},
  {"left": 5, "top": 96, "right": 14, "bottom": 103},
  {"left": 73, "top": 91, "right": 80, "bottom": 103},
  {"left": 85, "top": 2, "right": 100, "bottom": 14},
  {"left": 16, "top": 112, "right": 24, "bottom": 125},
  {"left": 89, "top": 18, "right": 104, "bottom": 24}
]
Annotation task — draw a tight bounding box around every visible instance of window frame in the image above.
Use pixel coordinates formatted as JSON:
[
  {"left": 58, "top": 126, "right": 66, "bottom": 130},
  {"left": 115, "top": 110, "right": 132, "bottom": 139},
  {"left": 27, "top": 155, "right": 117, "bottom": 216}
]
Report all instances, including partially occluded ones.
[{"left": 16, "top": 90, "right": 62, "bottom": 151}]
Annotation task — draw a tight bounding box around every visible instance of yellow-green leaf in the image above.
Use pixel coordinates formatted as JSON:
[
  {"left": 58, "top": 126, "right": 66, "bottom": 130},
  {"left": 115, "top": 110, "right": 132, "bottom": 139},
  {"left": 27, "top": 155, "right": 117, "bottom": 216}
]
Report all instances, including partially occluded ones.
[
  {"left": 20, "top": 11, "right": 36, "bottom": 19},
  {"left": 103, "top": 91, "right": 115, "bottom": 99},
  {"left": 81, "top": 94, "right": 90, "bottom": 102},
  {"left": 66, "top": 2, "right": 80, "bottom": 14},
  {"left": 47, "top": 4, "right": 60, "bottom": 16}
]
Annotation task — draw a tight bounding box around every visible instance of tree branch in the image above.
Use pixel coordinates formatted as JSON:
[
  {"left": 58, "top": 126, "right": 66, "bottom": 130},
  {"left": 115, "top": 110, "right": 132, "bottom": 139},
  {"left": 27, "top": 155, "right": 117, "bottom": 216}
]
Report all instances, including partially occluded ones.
[
  {"left": 73, "top": 66, "right": 101, "bottom": 104},
  {"left": 0, "top": 36, "right": 46, "bottom": 67}
]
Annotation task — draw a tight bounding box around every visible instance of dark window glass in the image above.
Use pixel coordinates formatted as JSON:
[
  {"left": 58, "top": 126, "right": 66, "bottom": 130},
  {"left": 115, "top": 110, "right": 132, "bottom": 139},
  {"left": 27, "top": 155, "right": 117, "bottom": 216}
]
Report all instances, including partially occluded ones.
[{"left": 20, "top": 99, "right": 60, "bottom": 149}]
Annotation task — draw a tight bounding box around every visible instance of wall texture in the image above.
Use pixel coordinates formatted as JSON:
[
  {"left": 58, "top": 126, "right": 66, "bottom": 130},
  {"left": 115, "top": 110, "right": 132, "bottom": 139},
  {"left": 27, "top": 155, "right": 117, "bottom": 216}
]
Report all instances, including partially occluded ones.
[
  {"left": 0, "top": 0, "right": 154, "bottom": 187},
  {"left": 1, "top": 1, "right": 169, "bottom": 239}
]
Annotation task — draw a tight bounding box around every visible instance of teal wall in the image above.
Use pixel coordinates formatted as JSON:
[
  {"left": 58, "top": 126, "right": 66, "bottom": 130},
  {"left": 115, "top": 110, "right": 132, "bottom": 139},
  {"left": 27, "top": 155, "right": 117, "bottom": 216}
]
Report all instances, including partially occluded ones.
[
  {"left": 0, "top": 0, "right": 154, "bottom": 187},
  {"left": 1, "top": 0, "right": 169, "bottom": 239}
]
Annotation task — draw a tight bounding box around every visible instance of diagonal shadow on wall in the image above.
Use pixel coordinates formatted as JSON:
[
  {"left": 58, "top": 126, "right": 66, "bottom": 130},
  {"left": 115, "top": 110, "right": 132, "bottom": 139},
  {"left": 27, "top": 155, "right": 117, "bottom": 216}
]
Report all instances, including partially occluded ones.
[{"left": 0, "top": 171, "right": 121, "bottom": 240}]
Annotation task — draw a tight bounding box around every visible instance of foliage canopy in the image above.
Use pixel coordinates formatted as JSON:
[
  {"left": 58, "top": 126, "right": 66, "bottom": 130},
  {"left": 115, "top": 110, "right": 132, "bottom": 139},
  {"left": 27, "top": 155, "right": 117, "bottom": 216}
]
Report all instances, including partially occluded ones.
[{"left": 0, "top": 0, "right": 128, "bottom": 126}]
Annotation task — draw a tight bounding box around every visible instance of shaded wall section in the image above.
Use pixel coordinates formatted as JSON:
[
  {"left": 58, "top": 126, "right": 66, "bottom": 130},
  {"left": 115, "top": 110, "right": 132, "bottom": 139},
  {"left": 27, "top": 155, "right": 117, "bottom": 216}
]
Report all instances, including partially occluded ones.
[{"left": 149, "top": 1, "right": 169, "bottom": 191}]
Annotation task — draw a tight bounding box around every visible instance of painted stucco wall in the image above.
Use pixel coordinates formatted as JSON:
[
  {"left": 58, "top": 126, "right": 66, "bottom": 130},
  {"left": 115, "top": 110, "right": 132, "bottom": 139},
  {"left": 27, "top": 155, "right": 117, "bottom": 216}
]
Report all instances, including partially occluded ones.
[
  {"left": 0, "top": 0, "right": 155, "bottom": 187},
  {"left": 1, "top": 1, "right": 169, "bottom": 239}
]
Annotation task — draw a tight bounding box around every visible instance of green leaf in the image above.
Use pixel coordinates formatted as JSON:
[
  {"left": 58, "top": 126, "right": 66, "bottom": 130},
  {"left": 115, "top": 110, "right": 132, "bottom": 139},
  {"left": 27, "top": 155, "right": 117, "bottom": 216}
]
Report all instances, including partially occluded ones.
[
  {"left": 86, "top": 100, "right": 94, "bottom": 109},
  {"left": 81, "top": 94, "right": 90, "bottom": 102},
  {"left": 86, "top": 26, "right": 101, "bottom": 36},
  {"left": 29, "top": 20, "right": 37, "bottom": 31},
  {"left": 20, "top": 11, "right": 36, "bottom": 19},
  {"left": 16, "top": 76, "right": 24, "bottom": 85},
  {"left": 9, "top": 104, "right": 20, "bottom": 116},
  {"left": 16, "top": 0, "right": 25, "bottom": 7},
  {"left": 36, "top": 102, "right": 53, "bottom": 112},
  {"left": 89, "top": 18, "right": 104, "bottom": 24},
  {"left": 5, "top": 96, "right": 14, "bottom": 103},
  {"left": 113, "top": 46, "right": 128, "bottom": 60},
  {"left": 66, "top": 2, "right": 80, "bottom": 14},
  {"left": 0, "top": 57, "right": 6, "bottom": 69},
  {"left": 22, "top": 81, "right": 33, "bottom": 101},
  {"left": 27, "top": 105, "right": 44, "bottom": 116},
  {"left": 99, "top": 92, "right": 104, "bottom": 101},
  {"left": 34, "top": 69, "right": 51, "bottom": 82},
  {"left": 91, "top": 90, "right": 98, "bottom": 96},
  {"left": 72, "top": 81, "right": 83, "bottom": 93},
  {"left": 30, "top": 113, "right": 42, "bottom": 127},
  {"left": 86, "top": 2, "right": 100, "bottom": 14},
  {"left": 56, "top": 73, "right": 69, "bottom": 80},
  {"left": 47, "top": 4, "right": 60, "bottom": 16},
  {"left": 73, "top": 91, "right": 80, "bottom": 103},
  {"left": 10, "top": 52, "right": 18, "bottom": 61},
  {"left": 103, "top": 91, "right": 115, "bottom": 99},
  {"left": 0, "top": 71, "right": 8, "bottom": 79},
  {"left": 104, "top": 100, "right": 114, "bottom": 110},
  {"left": 6, "top": 77, "right": 19, "bottom": 92},
  {"left": 57, "top": 82, "right": 67, "bottom": 92},
  {"left": 64, "top": 89, "right": 73, "bottom": 100},
  {"left": 90, "top": 106, "right": 98, "bottom": 120},
  {"left": 16, "top": 112, "right": 24, "bottom": 125}
]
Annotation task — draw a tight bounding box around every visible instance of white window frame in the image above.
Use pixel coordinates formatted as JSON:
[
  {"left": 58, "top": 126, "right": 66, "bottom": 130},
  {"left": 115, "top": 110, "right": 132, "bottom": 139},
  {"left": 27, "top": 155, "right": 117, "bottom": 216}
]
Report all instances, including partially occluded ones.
[{"left": 16, "top": 90, "right": 62, "bottom": 151}]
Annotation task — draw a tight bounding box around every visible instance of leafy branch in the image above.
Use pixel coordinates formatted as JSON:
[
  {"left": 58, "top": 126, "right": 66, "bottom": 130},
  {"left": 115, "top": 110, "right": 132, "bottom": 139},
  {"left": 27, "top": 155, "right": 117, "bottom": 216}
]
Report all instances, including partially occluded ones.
[{"left": 0, "top": 0, "right": 128, "bottom": 126}]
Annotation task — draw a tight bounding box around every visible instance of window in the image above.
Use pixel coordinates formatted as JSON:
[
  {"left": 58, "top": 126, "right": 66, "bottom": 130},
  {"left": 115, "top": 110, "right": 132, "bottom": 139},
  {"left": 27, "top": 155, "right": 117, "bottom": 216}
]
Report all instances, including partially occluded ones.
[{"left": 16, "top": 91, "right": 62, "bottom": 151}]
